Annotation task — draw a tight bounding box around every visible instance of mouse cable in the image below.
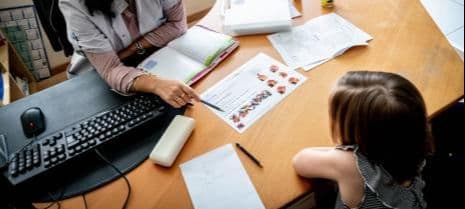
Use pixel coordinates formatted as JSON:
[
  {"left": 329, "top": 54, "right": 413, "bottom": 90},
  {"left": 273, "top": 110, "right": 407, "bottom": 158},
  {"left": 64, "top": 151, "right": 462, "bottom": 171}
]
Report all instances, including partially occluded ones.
[
  {"left": 42, "top": 192, "right": 62, "bottom": 209},
  {"left": 82, "top": 194, "right": 88, "bottom": 209},
  {"left": 40, "top": 191, "right": 63, "bottom": 209},
  {"left": 94, "top": 149, "right": 131, "bottom": 209},
  {"left": 40, "top": 181, "right": 67, "bottom": 209}
]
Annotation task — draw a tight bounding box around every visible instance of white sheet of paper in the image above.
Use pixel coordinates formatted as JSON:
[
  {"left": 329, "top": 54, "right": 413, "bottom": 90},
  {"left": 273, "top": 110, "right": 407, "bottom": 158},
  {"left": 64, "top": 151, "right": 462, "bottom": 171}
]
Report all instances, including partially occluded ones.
[
  {"left": 268, "top": 13, "right": 373, "bottom": 69},
  {"left": 201, "top": 53, "right": 307, "bottom": 133},
  {"left": 180, "top": 144, "right": 265, "bottom": 209}
]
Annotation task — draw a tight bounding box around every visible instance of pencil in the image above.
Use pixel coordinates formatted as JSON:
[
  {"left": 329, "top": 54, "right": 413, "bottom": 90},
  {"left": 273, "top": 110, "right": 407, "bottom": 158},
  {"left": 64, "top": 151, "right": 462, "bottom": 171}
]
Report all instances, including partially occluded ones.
[
  {"left": 235, "top": 143, "right": 263, "bottom": 168},
  {"left": 200, "top": 100, "right": 225, "bottom": 112}
]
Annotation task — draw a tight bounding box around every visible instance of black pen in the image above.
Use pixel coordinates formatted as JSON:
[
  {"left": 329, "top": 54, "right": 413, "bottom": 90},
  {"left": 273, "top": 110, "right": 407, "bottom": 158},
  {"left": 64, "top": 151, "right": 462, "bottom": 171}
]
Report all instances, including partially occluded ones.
[
  {"left": 187, "top": 100, "right": 225, "bottom": 112},
  {"left": 200, "top": 100, "right": 225, "bottom": 112},
  {"left": 235, "top": 143, "right": 263, "bottom": 168}
]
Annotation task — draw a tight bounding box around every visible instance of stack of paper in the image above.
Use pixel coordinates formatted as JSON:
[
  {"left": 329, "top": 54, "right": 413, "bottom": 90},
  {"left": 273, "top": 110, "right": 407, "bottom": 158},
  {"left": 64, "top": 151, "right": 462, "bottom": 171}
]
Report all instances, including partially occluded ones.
[
  {"left": 181, "top": 144, "right": 265, "bottom": 209},
  {"left": 223, "top": 0, "right": 292, "bottom": 36},
  {"left": 268, "top": 13, "right": 373, "bottom": 71}
]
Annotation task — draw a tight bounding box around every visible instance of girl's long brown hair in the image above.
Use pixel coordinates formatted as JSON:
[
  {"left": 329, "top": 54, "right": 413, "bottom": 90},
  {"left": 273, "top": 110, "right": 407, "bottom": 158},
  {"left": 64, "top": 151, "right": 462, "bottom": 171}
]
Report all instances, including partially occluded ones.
[{"left": 330, "top": 71, "right": 431, "bottom": 183}]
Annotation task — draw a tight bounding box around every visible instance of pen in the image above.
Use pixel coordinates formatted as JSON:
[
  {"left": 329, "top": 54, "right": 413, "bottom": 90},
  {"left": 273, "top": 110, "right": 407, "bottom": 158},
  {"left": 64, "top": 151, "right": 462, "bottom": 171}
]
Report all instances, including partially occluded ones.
[
  {"left": 200, "top": 100, "right": 225, "bottom": 112},
  {"left": 235, "top": 143, "right": 263, "bottom": 168}
]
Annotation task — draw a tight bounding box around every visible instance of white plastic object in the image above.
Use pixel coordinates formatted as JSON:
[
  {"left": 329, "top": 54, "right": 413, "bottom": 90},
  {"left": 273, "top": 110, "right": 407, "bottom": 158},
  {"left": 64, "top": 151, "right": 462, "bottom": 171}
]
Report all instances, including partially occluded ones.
[{"left": 149, "top": 115, "right": 195, "bottom": 167}]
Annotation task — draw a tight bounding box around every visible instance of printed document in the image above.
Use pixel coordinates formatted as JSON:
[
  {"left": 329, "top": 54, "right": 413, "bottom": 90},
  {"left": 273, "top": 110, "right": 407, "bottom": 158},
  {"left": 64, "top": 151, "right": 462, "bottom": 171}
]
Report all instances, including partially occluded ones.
[{"left": 268, "top": 13, "right": 373, "bottom": 71}]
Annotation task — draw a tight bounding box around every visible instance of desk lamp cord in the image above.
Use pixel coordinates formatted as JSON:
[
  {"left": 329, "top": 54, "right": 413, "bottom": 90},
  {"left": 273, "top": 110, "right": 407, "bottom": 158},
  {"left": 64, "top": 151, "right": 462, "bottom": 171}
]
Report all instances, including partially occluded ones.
[{"left": 95, "top": 149, "right": 131, "bottom": 209}]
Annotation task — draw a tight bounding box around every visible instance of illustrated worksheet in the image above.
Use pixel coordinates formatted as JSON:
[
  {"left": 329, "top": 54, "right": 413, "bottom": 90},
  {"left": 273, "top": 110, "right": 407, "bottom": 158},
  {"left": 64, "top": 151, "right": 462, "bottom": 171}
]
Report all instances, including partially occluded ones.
[{"left": 201, "top": 53, "right": 307, "bottom": 133}]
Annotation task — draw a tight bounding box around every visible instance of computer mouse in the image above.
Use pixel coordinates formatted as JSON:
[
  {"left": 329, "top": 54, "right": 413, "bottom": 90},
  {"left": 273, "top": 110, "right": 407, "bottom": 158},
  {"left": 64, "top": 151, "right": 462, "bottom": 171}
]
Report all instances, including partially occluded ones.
[{"left": 20, "top": 107, "right": 46, "bottom": 138}]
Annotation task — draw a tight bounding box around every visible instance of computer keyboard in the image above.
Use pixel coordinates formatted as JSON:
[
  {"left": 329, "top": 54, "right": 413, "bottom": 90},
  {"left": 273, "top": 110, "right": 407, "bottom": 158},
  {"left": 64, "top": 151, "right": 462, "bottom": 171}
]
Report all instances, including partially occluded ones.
[{"left": 6, "top": 94, "right": 167, "bottom": 185}]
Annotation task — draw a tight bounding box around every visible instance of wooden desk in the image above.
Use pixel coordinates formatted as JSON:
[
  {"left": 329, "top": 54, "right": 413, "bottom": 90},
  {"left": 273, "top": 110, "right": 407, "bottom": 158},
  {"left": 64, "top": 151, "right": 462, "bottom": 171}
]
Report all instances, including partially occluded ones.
[{"left": 39, "top": 0, "right": 464, "bottom": 208}]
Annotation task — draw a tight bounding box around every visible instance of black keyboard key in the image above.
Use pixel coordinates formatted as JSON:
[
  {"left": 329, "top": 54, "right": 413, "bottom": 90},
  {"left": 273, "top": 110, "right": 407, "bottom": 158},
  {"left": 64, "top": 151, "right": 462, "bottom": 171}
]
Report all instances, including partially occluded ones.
[
  {"left": 57, "top": 146, "right": 65, "bottom": 154},
  {"left": 44, "top": 161, "right": 51, "bottom": 168},
  {"left": 33, "top": 158, "right": 40, "bottom": 166},
  {"left": 58, "top": 154, "right": 66, "bottom": 161},
  {"left": 53, "top": 133, "right": 63, "bottom": 140},
  {"left": 66, "top": 136, "right": 78, "bottom": 147},
  {"left": 43, "top": 153, "right": 49, "bottom": 161},
  {"left": 19, "top": 166, "right": 25, "bottom": 174}
]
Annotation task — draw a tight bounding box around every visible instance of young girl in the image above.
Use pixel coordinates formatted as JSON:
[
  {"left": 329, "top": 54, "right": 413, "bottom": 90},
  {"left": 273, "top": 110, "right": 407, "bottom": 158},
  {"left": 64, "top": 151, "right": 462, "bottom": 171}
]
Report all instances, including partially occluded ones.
[{"left": 293, "top": 71, "right": 430, "bottom": 209}]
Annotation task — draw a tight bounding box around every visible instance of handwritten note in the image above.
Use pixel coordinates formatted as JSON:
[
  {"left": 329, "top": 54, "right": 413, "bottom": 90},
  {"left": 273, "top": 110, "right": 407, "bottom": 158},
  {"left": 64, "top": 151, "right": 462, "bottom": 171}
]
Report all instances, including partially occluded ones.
[{"left": 180, "top": 144, "right": 265, "bottom": 209}]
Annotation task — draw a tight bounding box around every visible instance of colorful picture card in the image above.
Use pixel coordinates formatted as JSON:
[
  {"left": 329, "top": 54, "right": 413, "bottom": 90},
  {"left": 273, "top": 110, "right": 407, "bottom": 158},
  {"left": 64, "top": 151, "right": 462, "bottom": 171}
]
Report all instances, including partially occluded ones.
[{"left": 201, "top": 53, "right": 307, "bottom": 133}]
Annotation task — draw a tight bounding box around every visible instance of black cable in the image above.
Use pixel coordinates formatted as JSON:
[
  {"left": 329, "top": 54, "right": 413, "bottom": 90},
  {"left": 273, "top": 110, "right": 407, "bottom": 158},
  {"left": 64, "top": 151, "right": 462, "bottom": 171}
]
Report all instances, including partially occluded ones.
[
  {"left": 94, "top": 149, "right": 131, "bottom": 209},
  {"left": 49, "top": 0, "right": 58, "bottom": 33},
  {"left": 40, "top": 201, "right": 56, "bottom": 209},
  {"left": 40, "top": 178, "right": 67, "bottom": 209},
  {"left": 41, "top": 192, "right": 62, "bottom": 209},
  {"left": 82, "top": 194, "right": 88, "bottom": 209}
]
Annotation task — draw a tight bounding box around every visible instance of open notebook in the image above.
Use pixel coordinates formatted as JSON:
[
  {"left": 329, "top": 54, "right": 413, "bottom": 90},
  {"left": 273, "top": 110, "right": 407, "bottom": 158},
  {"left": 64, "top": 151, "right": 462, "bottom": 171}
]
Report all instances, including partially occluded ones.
[{"left": 138, "top": 26, "right": 239, "bottom": 85}]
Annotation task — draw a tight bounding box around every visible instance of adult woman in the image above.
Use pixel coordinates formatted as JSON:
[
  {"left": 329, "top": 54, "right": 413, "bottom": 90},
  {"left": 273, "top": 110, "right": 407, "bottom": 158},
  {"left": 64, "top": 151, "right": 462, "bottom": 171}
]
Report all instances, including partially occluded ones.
[{"left": 59, "top": 0, "right": 199, "bottom": 108}]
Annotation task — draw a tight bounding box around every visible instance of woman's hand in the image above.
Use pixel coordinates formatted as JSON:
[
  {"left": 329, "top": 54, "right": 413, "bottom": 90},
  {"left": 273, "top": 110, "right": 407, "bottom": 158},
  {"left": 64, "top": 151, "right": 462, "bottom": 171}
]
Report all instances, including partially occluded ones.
[
  {"left": 151, "top": 78, "right": 200, "bottom": 108},
  {"left": 132, "top": 74, "right": 200, "bottom": 108}
]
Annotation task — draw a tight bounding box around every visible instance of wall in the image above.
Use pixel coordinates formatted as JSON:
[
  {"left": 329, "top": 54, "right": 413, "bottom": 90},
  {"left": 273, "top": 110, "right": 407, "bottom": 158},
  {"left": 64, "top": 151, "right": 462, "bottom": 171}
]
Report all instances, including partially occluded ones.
[
  {"left": 0, "top": 0, "right": 70, "bottom": 70},
  {"left": 0, "top": 0, "right": 215, "bottom": 70},
  {"left": 184, "top": 0, "right": 216, "bottom": 15}
]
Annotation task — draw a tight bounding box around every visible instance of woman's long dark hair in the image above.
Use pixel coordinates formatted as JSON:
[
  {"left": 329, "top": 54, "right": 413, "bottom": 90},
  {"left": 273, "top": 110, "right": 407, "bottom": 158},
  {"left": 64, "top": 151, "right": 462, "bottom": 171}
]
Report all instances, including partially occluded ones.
[{"left": 84, "top": 0, "right": 115, "bottom": 17}]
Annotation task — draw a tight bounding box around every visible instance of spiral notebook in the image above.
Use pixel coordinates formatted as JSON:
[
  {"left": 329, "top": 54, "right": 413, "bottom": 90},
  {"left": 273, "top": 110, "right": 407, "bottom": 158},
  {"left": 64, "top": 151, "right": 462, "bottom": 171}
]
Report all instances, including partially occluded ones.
[{"left": 138, "top": 26, "right": 239, "bottom": 85}]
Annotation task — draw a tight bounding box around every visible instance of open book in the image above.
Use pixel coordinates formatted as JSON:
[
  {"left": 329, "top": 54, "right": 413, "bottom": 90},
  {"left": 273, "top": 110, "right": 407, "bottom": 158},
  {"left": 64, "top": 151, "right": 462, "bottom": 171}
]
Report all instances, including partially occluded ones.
[{"left": 138, "top": 26, "right": 239, "bottom": 85}]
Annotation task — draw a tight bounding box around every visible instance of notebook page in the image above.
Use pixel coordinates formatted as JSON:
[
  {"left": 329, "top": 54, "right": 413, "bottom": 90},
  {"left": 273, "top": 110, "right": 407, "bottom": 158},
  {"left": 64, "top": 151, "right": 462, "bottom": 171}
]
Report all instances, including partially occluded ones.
[
  {"left": 168, "top": 26, "right": 234, "bottom": 66},
  {"left": 138, "top": 47, "right": 205, "bottom": 83}
]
